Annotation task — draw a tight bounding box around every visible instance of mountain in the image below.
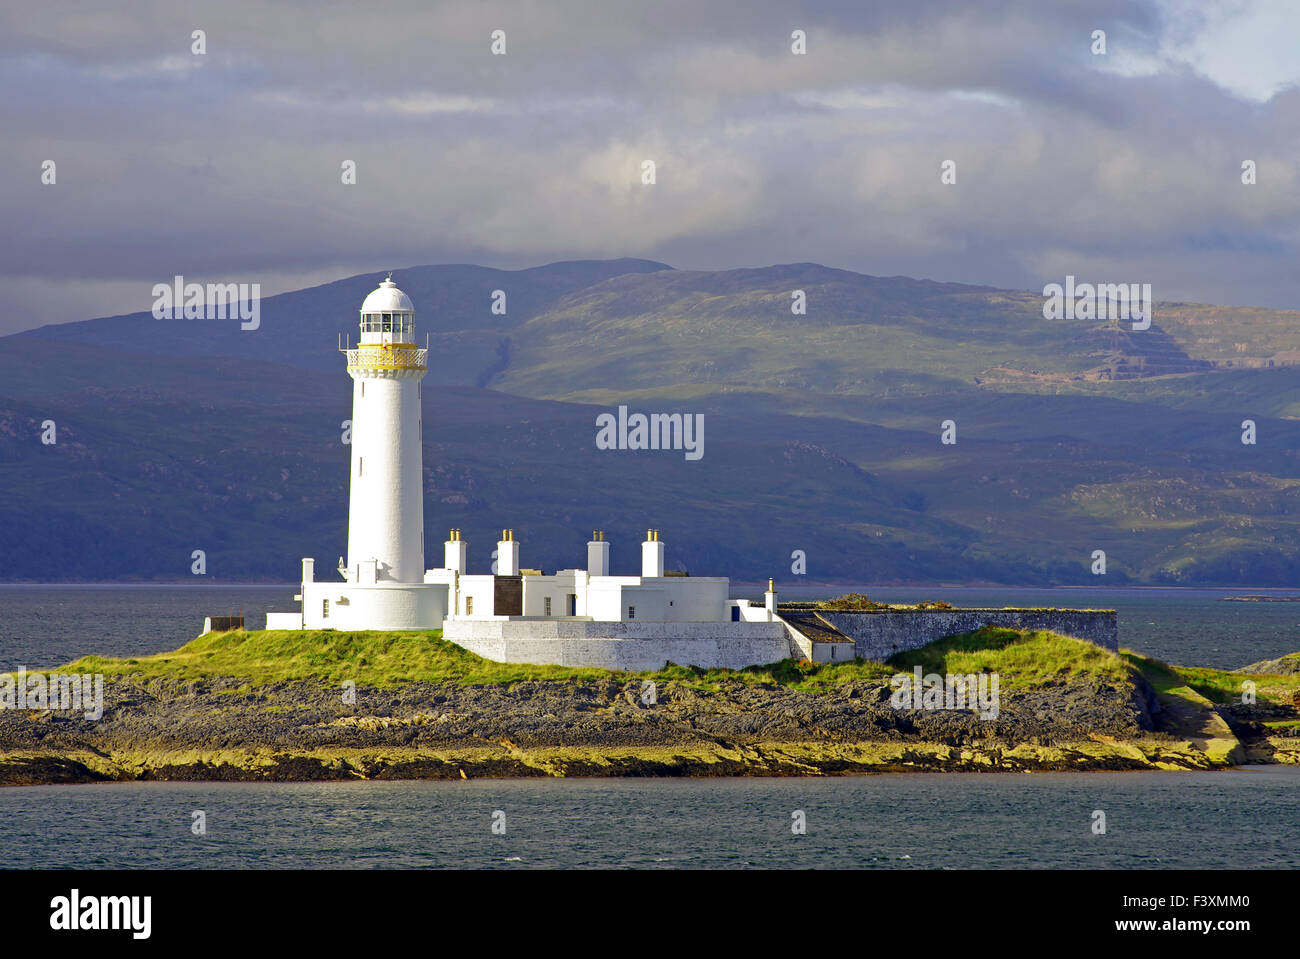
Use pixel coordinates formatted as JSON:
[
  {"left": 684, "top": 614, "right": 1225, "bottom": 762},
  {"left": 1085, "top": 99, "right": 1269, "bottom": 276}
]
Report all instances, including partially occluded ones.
[
  {"left": 19, "top": 258, "right": 672, "bottom": 381},
  {"left": 3, "top": 259, "right": 1299, "bottom": 586}
]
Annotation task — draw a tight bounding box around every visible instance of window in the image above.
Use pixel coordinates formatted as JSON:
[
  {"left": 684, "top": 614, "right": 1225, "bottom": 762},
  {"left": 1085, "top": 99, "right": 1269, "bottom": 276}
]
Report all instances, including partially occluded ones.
[
  {"left": 358, "top": 457, "right": 363, "bottom": 477},
  {"left": 465, "top": 597, "right": 473, "bottom": 615},
  {"left": 322, "top": 599, "right": 330, "bottom": 619},
  {"left": 628, "top": 605, "right": 636, "bottom": 619},
  {"left": 544, "top": 597, "right": 552, "bottom": 616}
]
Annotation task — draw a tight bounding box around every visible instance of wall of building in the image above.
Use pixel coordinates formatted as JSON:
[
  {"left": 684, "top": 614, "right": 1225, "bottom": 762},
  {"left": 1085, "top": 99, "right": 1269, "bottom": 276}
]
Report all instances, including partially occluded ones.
[
  {"left": 346, "top": 372, "right": 424, "bottom": 584},
  {"left": 647, "top": 577, "right": 729, "bottom": 621},
  {"left": 456, "top": 574, "right": 497, "bottom": 617},
  {"left": 522, "top": 571, "right": 582, "bottom": 617},
  {"left": 585, "top": 577, "right": 642, "bottom": 621},
  {"left": 301, "top": 581, "right": 447, "bottom": 630},
  {"left": 443, "top": 619, "right": 791, "bottom": 671},
  {"left": 814, "top": 608, "right": 1118, "bottom": 662}
]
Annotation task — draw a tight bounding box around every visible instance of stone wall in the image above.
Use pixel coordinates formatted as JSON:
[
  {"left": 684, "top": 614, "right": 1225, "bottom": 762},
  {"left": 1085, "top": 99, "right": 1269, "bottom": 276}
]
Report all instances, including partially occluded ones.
[
  {"left": 813, "top": 608, "right": 1118, "bottom": 662},
  {"left": 442, "top": 619, "right": 791, "bottom": 671}
]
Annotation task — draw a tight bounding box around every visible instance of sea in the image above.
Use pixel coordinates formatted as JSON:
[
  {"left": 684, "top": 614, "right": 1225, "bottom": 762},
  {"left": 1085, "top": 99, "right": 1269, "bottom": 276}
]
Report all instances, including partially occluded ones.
[{"left": 1, "top": 583, "right": 1298, "bottom": 869}]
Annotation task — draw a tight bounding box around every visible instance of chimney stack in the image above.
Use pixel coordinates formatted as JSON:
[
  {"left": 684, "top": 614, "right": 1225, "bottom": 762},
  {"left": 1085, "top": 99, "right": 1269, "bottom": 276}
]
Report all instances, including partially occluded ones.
[
  {"left": 444, "top": 529, "right": 467, "bottom": 574},
  {"left": 497, "top": 528, "right": 519, "bottom": 576},
  {"left": 641, "top": 529, "right": 665, "bottom": 578},
  {"left": 587, "top": 529, "right": 610, "bottom": 577}
]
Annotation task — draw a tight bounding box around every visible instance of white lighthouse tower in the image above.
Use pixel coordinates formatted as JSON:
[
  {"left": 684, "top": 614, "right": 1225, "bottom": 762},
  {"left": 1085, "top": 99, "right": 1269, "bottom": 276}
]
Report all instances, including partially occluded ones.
[
  {"left": 292, "top": 274, "right": 448, "bottom": 631},
  {"left": 345, "top": 274, "right": 425, "bottom": 584}
]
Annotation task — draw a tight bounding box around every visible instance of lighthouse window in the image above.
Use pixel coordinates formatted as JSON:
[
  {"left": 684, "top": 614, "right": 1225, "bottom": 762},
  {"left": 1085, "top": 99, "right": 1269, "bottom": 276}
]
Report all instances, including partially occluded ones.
[
  {"left": 382, "top": 313, "right": 392, "bottom": 332},
  {"left": 322, "top": 599, "right": 329, "bottom": 619},
  {"left": 465, "top": 597, "right": 474, "bottom": 615},
  {"left": 627, "top": 605, "right": 636, "bottom": 619},
  {"left": 544, "top": 597, "right": 552, "bottom": 616}
]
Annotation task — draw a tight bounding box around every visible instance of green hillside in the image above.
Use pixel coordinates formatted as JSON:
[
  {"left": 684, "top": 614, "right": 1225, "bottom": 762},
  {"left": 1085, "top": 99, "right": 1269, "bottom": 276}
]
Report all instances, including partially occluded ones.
[{"left": 3, "top": 259, "right": 1299, "bottom": 586}]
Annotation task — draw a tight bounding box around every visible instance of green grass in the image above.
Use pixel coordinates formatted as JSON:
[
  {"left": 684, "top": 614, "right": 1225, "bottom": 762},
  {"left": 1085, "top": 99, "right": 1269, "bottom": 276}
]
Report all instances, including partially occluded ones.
[
  {"left": 1163, "top": 662, "right": 1300, "bottom": 707},
  {"left": 26, "top": 625, "right": 1160, "bottom": 695},
  {"left": 59, "top": 629, "right": 618, "bottom": 688},
  {"left": 888, "top": 627, "right": 1135, "bottom": 690}
]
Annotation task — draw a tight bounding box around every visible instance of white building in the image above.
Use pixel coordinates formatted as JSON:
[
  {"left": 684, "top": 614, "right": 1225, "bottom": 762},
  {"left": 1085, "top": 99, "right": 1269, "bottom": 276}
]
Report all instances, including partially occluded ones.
[{"left": 266, "top": 276, "right": 850, "bottom": 669}]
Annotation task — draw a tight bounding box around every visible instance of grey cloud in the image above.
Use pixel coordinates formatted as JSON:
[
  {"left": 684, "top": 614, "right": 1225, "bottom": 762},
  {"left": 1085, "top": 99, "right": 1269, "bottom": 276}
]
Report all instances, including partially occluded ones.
[{"left": 1, "top": 0, "right": 1298, "bottom": 336}]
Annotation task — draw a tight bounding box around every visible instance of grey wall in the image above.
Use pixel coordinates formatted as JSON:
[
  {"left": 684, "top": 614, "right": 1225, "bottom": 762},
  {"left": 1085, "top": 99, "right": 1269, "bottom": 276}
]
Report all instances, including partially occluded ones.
[{"left": 814, "top": 609, "right": 1118, "bottom": 662}]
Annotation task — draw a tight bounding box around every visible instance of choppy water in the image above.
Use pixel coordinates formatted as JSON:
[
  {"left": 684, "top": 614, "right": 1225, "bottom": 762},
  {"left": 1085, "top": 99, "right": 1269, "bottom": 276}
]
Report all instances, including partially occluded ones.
[{"left": 1, "top": 769, "right": 1297, "bottom": 869}]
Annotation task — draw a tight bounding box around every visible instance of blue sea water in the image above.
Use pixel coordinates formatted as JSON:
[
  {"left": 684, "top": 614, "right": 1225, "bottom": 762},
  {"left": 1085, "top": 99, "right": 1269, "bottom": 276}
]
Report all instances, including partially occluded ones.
[{"left": 1, "top": 769, "right": 1297, "bottom": 869}]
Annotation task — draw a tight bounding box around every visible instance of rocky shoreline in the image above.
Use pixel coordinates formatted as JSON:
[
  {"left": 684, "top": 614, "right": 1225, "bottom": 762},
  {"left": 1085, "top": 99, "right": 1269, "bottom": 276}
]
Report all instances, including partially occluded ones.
[{"left": 3, "top": 667, "right": 1294, "bottom": 784}]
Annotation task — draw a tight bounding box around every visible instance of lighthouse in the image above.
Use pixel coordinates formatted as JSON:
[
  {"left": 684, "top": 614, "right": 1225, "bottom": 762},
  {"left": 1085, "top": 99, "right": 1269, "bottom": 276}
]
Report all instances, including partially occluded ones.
[
  {"left": 290, "top": 274, "right": 448, "bottom": 631},
  {"left": 268, "top": 270, "right": 786, "bottom": 669},
  {"left": 344, "top": 274, "right": 425, "bottom": 585}
]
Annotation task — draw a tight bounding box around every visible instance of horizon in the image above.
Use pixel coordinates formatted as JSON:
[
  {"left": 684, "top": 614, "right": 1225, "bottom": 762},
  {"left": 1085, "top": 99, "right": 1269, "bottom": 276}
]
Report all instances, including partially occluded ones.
[{"left": 15, "top": 255, "right": 1299, "bottom": 337}]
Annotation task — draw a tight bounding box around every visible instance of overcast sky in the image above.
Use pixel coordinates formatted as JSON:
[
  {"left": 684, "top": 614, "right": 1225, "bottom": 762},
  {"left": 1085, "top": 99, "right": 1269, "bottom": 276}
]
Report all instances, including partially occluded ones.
[{"left": 3, "top": 0, "right": 1299, "bottom": 335}]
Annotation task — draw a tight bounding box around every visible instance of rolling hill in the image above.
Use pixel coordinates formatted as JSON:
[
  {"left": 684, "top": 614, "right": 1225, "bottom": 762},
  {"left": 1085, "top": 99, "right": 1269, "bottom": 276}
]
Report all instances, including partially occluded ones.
[{"left": 3, "top": 259, "right": 1298, "bottom": 586}]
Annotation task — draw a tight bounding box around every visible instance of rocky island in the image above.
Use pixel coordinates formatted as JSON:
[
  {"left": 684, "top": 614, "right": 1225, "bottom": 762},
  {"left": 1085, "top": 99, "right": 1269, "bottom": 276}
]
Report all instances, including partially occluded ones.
[{"left": 3, "top": 618, "right": 1298, "bottom": 785}]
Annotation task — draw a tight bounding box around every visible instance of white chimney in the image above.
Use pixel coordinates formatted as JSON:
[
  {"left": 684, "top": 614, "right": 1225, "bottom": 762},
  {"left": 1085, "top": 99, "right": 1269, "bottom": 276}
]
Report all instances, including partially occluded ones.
[
  {"left": 765, "top": 578, "right": 777, "bottom": 614},
  {"left": 587, "top": 530, "right": 610, "bottom": 577},
  {"left": 497, "top": 529, "right": 519, "bottom": 576},
  {"left": 444, "top": 529, "right": 467, "bottom": 574},
  {"left": 641, "top": 529, "right": 664, "bottom": 578}
]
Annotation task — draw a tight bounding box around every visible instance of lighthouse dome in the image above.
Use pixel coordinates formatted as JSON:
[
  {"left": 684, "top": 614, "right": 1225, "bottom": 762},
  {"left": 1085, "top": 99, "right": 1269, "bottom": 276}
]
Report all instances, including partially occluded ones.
[{"left": 360, "top": 275, "right": 414, "bottom": 314}]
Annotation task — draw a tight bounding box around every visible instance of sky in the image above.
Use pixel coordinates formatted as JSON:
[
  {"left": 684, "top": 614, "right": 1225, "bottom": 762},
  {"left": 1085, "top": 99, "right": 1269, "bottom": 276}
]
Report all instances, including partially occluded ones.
[{"left": 3, "top": 0, "right": 1299, "bottom": 335}]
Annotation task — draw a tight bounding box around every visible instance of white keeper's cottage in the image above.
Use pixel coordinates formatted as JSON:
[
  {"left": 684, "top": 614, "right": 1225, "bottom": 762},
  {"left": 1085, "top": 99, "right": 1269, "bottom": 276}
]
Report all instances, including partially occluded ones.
[{"left": 266, "top": 275, "right": 853, "bottom": 669}]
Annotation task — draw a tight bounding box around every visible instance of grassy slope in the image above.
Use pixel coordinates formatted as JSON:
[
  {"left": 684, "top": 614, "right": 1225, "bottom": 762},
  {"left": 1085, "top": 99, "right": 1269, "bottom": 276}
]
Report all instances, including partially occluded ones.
[{"left": 53, "top": 625, "right": 1133, "bottom": 694}]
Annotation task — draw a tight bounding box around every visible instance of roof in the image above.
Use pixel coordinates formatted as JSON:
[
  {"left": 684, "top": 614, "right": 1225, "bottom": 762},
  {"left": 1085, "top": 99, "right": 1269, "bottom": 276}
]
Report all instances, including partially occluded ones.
[
  {"left": 778, "top": 610, "right": 855, "bottom": 644},
  {"left": 360, "top": 276, "right": 415, "bottom": 314}
]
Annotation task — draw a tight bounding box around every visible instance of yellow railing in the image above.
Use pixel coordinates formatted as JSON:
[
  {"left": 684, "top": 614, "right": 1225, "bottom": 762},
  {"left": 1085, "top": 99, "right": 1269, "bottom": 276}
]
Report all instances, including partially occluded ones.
[{"left": 343, "top": 345, "right": 428, "bottom": 371}]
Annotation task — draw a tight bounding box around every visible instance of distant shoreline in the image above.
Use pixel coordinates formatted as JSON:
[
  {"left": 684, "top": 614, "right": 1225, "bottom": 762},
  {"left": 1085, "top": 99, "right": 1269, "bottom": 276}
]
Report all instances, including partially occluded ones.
[{"left": 3, "top": 582, "right": 1299, "bottom": 592}]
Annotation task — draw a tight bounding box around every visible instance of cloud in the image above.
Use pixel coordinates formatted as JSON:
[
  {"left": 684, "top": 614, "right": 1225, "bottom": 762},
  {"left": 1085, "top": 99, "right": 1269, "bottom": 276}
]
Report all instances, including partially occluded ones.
[{"left": 1, "top": 0, "right": 1298, "bottom": 335}]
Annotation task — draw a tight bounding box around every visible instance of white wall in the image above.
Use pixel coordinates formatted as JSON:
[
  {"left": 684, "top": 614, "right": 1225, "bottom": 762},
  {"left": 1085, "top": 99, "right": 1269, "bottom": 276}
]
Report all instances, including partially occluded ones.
[
  {"left": 585, "top": 577, "right": 642, "bottom": 621},
  {"left": 652, "top": 577, "right": 728, "bottom": 621},
  {"left": 522, "top": 571, "right": 581, "bottom": 617},
  {"left": 346, "top": 371, "right": 425, "bottom": 583},
  {"left": 456, "top": 574, "right": 497, "bottom": 617},
  {"left": 302, "top": 582, "right": 446, "bottom": 630},
  {"left": 444, "top": 619, "right": 791, "bottom": 671},
  {"left": 620, "top": 585, "right": 665, "bottom": 622}
]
